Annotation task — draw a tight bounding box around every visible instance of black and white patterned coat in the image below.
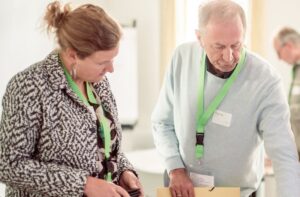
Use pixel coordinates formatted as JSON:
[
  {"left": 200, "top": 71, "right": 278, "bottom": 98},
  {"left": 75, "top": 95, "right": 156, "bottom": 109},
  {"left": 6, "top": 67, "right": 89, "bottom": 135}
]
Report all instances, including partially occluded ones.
[{"left": 0, "top": 51, "right": 135, "bottom": 197}]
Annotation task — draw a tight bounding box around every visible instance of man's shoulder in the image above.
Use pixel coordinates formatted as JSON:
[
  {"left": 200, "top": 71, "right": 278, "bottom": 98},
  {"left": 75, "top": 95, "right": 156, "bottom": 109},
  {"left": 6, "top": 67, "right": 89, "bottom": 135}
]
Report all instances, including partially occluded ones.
[
  {"left": 170, "top": 41, "right": 202, "bottom": 65},
  {"left": 245, "top": 50, "right": 280, "bottom": 80},
  {"left": 175, "top": 41, "right": 201, "bottom": 54},
  {"left": 245, "top": 50, "right": 270, "bottom": 67}
]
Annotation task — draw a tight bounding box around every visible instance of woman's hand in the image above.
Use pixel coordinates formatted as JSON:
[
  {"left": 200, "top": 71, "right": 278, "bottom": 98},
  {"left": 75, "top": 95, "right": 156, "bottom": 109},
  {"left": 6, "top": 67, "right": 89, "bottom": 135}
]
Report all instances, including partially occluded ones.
[
  {"left": 119, "top": 170, "right": 144, "bottom": 197},
  {"left": 84, "top": 176, "right": 129, "bottom": 197},
  {"left": 169, "top": 168, "right": 194, "bottom": 197}
]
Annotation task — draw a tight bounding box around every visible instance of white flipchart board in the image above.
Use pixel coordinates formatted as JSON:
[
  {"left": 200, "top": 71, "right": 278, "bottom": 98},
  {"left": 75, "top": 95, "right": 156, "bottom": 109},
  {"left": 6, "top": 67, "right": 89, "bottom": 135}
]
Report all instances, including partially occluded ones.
[{"left": 107, "top": 27, "right": 138, "bottom": 127}]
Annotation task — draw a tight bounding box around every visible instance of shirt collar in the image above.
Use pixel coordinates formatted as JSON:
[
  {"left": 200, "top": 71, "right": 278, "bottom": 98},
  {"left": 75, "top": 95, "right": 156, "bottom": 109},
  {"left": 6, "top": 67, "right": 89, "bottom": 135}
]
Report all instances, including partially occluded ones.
[{"left": 206, "top": 56, "right": 234, "bottom": 79}]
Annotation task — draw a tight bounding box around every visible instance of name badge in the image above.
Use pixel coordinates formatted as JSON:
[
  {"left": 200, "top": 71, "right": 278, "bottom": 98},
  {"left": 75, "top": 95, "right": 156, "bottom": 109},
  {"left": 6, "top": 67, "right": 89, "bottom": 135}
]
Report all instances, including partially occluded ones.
[
  {"left": 212, "top": 110, "right": 232, "bottom": 127},
  {"left": 292, "top": 86, "right": 300, "bottom": 95},
  {"left": 190, "top": 172, "right": 214, "bottom": 187}
]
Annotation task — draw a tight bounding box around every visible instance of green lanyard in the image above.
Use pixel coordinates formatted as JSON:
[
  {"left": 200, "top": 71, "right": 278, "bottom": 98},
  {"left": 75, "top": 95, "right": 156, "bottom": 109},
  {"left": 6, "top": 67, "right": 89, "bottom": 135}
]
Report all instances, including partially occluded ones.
[
  {"left": 195, "top": 48, "right": 246, "bottom": 159},
  {"left": 62, "top": 65, "right": 112, "bottom": 182}
]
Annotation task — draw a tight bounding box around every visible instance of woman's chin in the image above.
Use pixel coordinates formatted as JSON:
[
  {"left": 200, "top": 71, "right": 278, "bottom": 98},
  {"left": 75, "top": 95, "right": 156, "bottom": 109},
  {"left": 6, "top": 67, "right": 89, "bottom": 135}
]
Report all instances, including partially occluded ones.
[{"left": 96, "top": 75, "right": 105, "bottom": 82}]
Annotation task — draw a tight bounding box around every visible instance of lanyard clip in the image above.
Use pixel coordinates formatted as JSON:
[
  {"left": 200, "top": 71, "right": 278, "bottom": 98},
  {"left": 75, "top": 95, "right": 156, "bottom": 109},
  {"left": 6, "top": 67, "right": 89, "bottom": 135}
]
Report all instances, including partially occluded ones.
[
  {"left": 195, "top": 133, "right": 204, "bottom": 159},
  {"left": 104, "top": 159, "right": 113, "bottom": 182},
  {"left": 196, "top": 133, "right": 204, "bottom": 145}
]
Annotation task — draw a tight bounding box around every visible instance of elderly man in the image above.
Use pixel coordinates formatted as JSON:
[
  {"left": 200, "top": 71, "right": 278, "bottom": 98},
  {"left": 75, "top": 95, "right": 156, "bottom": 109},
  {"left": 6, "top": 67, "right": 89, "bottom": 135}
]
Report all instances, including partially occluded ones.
[
  {"left": 152, "top": 1, "right": 300, "bottom": 197},
  {"left": 274, "top": 27, "right": 300, "bottom": 160}
]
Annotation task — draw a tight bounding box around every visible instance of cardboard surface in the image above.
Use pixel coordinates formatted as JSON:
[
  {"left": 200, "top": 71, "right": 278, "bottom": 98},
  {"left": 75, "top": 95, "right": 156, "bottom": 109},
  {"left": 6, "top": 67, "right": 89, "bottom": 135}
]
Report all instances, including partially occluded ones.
[{"left": 157, "top": 187, "right": 240, "bottom": 197}]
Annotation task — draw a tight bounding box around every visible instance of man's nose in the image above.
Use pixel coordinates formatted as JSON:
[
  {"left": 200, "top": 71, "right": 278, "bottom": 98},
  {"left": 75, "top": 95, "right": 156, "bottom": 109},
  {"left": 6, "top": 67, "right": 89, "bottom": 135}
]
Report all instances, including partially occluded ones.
[{"left": 222, "top": 48, "right": 233, "bottom": 63}]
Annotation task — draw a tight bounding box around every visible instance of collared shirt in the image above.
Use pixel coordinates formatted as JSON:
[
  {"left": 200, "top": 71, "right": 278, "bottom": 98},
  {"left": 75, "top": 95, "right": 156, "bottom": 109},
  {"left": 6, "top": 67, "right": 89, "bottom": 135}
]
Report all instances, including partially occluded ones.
[{"left": 206, "top": 57, "right": 234, "bottom": 79}]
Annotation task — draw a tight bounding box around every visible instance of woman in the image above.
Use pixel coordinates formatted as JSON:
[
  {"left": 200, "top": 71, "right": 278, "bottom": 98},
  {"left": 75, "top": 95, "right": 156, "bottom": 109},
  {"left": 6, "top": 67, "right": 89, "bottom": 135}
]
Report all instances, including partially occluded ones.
[{"left": 0, "top": 1, "right": 143, "bottom": 197}]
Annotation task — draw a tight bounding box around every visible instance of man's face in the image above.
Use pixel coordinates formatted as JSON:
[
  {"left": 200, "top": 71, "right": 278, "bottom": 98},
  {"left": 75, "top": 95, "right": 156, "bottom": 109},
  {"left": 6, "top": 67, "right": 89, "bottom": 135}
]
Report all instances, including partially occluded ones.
[
  {"left": 199, "top": 15, "right": 244, "bottom": 73},
  {"left": 274, "top": 39, "right": 295, "bottom": 65}
]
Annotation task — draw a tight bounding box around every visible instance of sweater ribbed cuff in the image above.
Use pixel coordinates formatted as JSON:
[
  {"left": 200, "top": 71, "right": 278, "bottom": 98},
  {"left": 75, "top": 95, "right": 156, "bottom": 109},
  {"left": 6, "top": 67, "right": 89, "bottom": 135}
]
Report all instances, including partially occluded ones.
[{"left": 165, "top": 155, "right": 185, "bottom": 174}]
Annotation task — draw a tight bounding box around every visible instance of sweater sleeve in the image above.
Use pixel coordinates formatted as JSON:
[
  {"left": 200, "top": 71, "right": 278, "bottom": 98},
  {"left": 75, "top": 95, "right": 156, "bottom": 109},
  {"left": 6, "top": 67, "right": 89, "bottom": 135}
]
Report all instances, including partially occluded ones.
[
  {"left": 258, "top": 78, "right": 300, "bottom": 197},
  {"left": 0, "top": 73, "right": 90, "bottom": 197},
  {"left": 151, "top": 50, "right": 185, "bottom": 173}
]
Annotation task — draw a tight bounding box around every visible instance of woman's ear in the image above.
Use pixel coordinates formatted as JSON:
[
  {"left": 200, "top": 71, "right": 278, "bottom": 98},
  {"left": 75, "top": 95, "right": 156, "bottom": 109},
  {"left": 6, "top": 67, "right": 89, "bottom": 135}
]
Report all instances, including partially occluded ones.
[{"left": 65, "top": 48, "right": 78, "bottom": 62}]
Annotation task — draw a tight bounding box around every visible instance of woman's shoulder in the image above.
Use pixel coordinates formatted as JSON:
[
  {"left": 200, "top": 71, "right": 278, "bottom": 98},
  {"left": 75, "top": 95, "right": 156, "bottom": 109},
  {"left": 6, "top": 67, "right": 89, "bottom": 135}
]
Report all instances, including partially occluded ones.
[
  {"left": 5, "top": 52, "right": 59, "bottom": 98},
  {"left": 7, "top": 62, "right": 45, "bottom": 92}
]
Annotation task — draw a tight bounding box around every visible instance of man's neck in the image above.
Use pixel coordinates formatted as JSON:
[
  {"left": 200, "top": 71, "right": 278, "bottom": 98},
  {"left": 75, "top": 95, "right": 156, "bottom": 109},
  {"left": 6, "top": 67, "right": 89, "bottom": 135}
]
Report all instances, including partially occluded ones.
[{"left": 206, "top": 57, "right": 234, "bottom": 79}]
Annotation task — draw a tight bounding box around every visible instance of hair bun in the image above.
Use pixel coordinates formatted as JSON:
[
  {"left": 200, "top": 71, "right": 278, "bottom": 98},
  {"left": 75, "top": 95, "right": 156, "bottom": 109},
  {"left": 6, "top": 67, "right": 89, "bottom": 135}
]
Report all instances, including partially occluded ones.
[{"left": 44, "top": 1, "right": 70, "bottom": 31}]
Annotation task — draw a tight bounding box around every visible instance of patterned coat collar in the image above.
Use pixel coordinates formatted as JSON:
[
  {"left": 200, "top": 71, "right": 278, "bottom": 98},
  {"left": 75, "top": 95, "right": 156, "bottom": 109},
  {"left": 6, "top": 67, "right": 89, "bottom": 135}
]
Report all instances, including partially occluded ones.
[
  {"left": 42, "top": 50, "right": 113, "bottom": 116},
  {"left": 44, "top": 50, "right": 103, "bottom": 91},
  {"left": 43, "top": 50, "right": 69, "bottom": 91},
  {"left": 42, "top": 51, "right": 91, "bottom": 110}
]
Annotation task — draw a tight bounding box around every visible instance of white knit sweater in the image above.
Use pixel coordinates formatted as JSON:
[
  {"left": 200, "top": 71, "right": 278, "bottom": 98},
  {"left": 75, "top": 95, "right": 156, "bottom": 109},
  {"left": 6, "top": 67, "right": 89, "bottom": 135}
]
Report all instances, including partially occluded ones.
[{"left": 152, "top": 42, "right": 300, "bottom": 197}]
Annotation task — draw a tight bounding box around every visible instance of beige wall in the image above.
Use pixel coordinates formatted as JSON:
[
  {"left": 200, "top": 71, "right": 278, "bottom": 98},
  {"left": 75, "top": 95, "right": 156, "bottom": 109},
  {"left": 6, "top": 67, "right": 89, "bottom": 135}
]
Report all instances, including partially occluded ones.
[
  {"left": 160, "top": 0, "right": 176, "bottom": 82},
  {"left": 250, "top": 0, "right": 300, "bottom": 94}
]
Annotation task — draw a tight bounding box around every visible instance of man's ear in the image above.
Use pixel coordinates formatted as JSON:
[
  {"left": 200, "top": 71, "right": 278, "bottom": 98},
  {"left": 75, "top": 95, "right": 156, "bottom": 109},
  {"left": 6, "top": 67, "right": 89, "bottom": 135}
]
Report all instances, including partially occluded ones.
[{"left": 195, "top": 30, "right": 204, "bottom": 47}]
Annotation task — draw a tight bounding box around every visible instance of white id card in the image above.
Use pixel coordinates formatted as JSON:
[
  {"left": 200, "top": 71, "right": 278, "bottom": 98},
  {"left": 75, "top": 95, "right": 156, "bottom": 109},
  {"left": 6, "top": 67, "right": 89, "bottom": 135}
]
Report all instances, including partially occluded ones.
[
  {"left": 212, "top": 110, "right": 232, "bottom": 127},
  {"left": 190, "top": 172, "right": 214, "bottom": 187}
]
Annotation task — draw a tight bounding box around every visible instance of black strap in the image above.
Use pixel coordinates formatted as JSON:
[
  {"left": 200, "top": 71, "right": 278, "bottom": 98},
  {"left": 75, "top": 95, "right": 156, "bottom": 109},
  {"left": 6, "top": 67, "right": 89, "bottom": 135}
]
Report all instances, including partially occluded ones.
[{"left": 249, "top": 191, "right": 256, "bottom": 197}]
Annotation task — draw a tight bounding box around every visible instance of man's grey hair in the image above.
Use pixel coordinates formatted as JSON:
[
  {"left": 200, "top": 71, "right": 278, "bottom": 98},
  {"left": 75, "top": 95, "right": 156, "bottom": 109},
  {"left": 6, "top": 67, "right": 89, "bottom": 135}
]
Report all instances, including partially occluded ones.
[
  {"left": 275, "top": 27, "right": 300, "bottom": 46},
  {"left": 198, "top": 0, "right": 246, "bottom": 36}
]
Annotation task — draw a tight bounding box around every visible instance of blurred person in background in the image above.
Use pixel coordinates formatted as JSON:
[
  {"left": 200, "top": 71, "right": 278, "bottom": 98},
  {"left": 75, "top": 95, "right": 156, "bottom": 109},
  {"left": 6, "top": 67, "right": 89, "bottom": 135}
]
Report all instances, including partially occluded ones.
[{"left": 274, "top": 27, "right": 300, "bottom": 160}]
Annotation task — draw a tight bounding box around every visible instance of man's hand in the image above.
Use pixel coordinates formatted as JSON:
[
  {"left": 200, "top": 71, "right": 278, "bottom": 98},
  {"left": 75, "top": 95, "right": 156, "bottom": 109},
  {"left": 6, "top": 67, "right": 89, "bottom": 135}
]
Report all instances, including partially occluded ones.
[{"left": 169, "top": 168, "right": 194, "bottom": 197}]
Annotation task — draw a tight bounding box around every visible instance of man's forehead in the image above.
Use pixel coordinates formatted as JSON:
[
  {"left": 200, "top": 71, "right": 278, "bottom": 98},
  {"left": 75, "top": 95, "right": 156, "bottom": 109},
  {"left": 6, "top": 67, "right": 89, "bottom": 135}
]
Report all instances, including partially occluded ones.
[{"left": 212, "top": 41, "right": 241, "bottom": 46}]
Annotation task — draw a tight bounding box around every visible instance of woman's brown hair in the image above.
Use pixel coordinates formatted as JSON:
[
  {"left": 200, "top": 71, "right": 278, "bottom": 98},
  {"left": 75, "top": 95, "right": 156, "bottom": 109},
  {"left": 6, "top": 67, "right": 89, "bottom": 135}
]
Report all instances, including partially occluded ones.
[{"left": 44, "top": 1, "right": 122, "bottom": 59}]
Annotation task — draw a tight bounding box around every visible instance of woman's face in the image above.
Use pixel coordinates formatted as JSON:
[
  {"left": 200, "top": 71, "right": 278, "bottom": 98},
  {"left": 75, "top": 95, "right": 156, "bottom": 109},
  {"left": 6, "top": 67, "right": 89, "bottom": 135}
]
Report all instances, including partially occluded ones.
[{"left": 75, "top": 46, "right": 119, "bottom": 83}]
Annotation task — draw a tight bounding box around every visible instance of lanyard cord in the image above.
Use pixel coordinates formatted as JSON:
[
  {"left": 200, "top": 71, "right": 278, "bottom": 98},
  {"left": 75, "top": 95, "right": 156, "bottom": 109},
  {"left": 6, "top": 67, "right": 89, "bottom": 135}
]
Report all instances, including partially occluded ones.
[
  {"left": 61, "top": 61, "right": 112, "bottom": 181},
  {"left": 195, "top": 48, "right": 246, "bottom": 159}
]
